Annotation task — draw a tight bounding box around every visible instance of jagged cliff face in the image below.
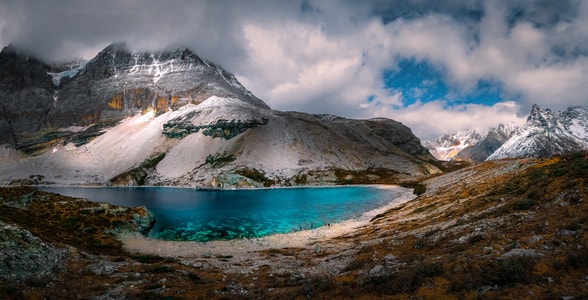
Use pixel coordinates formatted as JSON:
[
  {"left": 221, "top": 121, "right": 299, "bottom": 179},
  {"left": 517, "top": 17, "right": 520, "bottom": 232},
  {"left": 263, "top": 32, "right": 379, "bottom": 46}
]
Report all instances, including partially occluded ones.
[
  {"left": 0, "top": 45, "right": 55, "bottom": 146},
  {"left": 0, "top": 43, "right": 439, "bottom": 187},
  {"left": 0, "top": 43, "right": 267, "bottom": 150},
  {"left": 51, "top": 43, "right": 267, "bottom": 127},
  {"left": 0, "top": 95, "right": 439, "bottom": 187},
  {"left": 487, "top": 105, "right": 588, "bottom": 160}
]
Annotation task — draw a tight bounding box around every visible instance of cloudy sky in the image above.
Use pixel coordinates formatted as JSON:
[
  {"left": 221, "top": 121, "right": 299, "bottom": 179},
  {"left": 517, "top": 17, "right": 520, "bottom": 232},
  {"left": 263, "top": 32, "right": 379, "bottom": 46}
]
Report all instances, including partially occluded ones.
[{"left": 1, "top": 0, "right": 587, "bottom": 139}]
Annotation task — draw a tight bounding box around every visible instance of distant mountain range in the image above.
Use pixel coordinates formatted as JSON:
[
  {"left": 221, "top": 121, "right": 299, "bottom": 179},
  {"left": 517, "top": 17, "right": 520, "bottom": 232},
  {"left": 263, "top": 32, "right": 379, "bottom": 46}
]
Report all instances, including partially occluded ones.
[
  {"left": 0, "top": 43, "right": 439, "bottom": 187},
  {"left": 422, "top": 129, "right": 483, "bottom": 161},
  {"left": 424, "top": 105, "right": 588, "bottom": 161}
]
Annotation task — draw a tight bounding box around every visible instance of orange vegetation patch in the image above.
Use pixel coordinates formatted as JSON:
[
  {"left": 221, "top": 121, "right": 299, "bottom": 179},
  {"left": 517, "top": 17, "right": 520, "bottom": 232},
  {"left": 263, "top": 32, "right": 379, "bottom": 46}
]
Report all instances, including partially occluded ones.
[
  {"left": 107, "top": 94, "right": 123, "bottom": 110},
  {"left": 155, "top": 96, "right": 168, "bottom": 113}
]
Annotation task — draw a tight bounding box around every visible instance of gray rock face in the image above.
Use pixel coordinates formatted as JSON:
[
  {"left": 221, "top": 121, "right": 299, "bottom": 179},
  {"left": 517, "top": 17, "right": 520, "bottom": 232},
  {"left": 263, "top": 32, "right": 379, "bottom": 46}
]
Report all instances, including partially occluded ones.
[
  {"left": 0, "top": 45, "right": 55, "bottom": 145},
  {"left": 326, "top": 116, "right": 431, "bottom": 157},
  {"left": 0, "top": 42, "right": 267, "bottom": 149},
  {"left": 500, "top": 248, "right": 541, "bottom": 259},
  {"left": 163, "top": 112, "right": 269, "bottom": 139},
  {"left": 0, "top": 220, "right": 67, "bottom": 284},
  {"left": 384, "top": 254, "right": 398, "bottom": 266},
  {"left": 51, "top": 43, "right": 268, "bottom": 128},
  {"left": 369, "top": 265, "right": 385, "bottom": 276}
]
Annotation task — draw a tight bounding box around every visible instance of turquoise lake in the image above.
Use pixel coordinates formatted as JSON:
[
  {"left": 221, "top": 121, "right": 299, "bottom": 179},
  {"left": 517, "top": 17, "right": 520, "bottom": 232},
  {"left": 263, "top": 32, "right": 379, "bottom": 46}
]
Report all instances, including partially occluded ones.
[{"left": 41, "top": 186, "right": 401, "bottom": 242}]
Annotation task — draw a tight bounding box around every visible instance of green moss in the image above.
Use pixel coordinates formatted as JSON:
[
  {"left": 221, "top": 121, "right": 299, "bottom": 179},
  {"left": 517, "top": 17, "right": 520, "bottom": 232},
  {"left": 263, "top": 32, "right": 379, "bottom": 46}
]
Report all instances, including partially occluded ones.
[
  {"left": 205, "top": 151, "right": 237, "bottom": 168},
  {"left": 109, "top": 153, "right": 166, "bottom": 186},
  {"left": 235, "top": 168, "right": 275, "bottom": 187},
  {"left": 293, "top": 174, "right": 308, "bottom": 185}
]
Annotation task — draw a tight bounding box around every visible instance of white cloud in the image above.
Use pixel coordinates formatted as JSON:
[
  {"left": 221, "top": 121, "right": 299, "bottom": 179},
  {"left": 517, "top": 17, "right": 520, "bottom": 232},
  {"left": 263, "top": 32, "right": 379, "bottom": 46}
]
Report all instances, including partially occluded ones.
[
  {"left": 510, "top": 58, "right": 588, "bottom": 108},
  {"left": 235, "top": 0, "right": 587, "bottom": 140},
  {"left": 239, "top": 20, "right": 397, "bottom": 115},
  {"left": 1, "top": 0, "right": 587, "bottom": 140},
  {"left": 359, "top": 100, "right": 526, "bottom": 140},
  {"left": 234, "top": 8, "right": 532, "bottom": 139}
]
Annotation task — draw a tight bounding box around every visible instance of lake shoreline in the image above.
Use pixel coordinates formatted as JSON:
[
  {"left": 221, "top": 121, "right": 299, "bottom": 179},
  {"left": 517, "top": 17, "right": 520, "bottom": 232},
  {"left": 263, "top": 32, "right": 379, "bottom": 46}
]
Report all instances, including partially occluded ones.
[
  {"left": 36, "top": 182, "right": 403, "bottom": 190},
  {"left": 119, "top": 185, "right": 415, "bottom": 258}
]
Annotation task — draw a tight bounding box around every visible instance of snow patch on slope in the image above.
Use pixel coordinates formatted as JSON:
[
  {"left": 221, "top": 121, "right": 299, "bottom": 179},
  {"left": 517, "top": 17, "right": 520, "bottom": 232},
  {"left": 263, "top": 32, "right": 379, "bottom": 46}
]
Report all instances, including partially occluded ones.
[
  {"left": 47, "top": 61, "right": 86, "bottom": 87},
  {"left": 0, "top": 106, "right": 189, "bottom": 185}
]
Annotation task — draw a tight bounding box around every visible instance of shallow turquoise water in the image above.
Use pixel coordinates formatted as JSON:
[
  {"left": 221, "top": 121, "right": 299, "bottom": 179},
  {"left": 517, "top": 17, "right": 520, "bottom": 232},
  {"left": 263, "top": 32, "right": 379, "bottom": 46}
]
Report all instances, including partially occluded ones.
[{"left": 41, "top": 186, "right": 401, "bottom": 242}]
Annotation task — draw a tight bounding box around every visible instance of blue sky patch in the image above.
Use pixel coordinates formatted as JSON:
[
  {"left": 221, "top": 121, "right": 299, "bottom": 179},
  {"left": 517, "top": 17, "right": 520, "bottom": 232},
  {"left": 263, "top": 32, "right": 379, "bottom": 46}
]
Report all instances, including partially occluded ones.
[
  {"left": 459, "top": 79, "right": 503, "bottom": 106},
  {"left": 384, "top": 59, "right": 503, "bottom": 108},
  {"left": 383, "top": 59, "right": 447, "bottom": 107}
]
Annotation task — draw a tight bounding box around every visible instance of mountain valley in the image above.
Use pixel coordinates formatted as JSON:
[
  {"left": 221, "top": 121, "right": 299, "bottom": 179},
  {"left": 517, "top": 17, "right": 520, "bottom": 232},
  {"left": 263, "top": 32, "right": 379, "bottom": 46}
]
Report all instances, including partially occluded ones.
[{"left": 1, "top": 43, "right": 587, "bottom": 299}]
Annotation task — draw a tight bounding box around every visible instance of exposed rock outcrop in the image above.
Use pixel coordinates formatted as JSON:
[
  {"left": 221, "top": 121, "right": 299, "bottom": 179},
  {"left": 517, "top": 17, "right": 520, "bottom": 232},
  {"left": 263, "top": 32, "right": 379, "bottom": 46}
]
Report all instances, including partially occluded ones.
[
  {"left": 0, "top": 220, "right": 67, "bottom": 285},
  {"left": 109, "top": 153, "right": 166, "bottom": 186}
]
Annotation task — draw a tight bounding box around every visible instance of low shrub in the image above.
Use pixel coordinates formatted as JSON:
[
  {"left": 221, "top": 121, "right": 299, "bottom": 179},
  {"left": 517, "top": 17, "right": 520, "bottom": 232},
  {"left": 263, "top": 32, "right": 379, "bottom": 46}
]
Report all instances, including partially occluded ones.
[
  {"left": 413, "top": 183, "right": 427, "bottom": 195},
  {"left": 363, "top": 261, "right": 443, "bottom": 294},
  {"left": 513, "top": 199, "right": 536, "bottom": 210},
  {"left": 145, "top": 264, "right": 174, "bottom": 273},
  {"left": 567, "top": 251, "right": 588, "bottom": 269},
  {"left": 485, "top": 256, "right": 537, "bottom": 286}
]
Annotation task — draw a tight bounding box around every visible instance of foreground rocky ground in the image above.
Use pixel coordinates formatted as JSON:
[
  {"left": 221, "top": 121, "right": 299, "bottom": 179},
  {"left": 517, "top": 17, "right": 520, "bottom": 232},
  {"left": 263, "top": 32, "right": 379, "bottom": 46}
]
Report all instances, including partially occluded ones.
[{"left": 1, "top": 152, "right": 587, "bottom": 299}]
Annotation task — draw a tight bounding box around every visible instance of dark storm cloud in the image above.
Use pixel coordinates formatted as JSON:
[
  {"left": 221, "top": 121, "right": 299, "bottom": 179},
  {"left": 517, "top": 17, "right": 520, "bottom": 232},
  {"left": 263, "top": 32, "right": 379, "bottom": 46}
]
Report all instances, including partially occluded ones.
[{"left": 1, "top": 0, "right": 245, "bottom": 65}]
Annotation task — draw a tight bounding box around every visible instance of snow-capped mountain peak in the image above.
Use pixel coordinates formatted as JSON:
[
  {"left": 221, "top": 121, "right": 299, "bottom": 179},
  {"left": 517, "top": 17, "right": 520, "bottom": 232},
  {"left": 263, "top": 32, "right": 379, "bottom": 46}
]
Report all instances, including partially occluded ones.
[
  {"left": 424, "top": 123, "right": 521, "bottom": 162},
  {"left": 423, "top": 129, "right": 482, "bottom": 161},
  {"left": 487, "top": 105, "right": 588, "bottom": 160},
  {"left": 490, "top": 122, "right": 519, "bottom": 138}
]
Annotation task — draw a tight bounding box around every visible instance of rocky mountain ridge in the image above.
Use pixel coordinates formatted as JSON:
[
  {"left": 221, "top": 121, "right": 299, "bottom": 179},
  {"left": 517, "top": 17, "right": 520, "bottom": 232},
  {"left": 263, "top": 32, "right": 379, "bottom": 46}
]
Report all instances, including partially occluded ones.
[
  {"left": 488, "top": 105, "right": 588, "bottom": 160},
  {"left": 424, "top": 104, "right": 588, "bottom": 161},
  {"left": 454, "top": 123, "right": 519, "bottom": 162},
  {"left": 0, "top": 42, "right": 267, "bottom": 149},
  {"left": 0, "top": 43, "right": 439, "bottom": 187}
]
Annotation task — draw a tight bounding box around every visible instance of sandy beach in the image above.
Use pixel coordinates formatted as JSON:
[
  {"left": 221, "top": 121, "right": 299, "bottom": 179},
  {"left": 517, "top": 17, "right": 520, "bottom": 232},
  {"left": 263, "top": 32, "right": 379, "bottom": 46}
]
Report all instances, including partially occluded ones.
[{"left": 121, "top": 185, "right": 415, "bottom": 259}]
